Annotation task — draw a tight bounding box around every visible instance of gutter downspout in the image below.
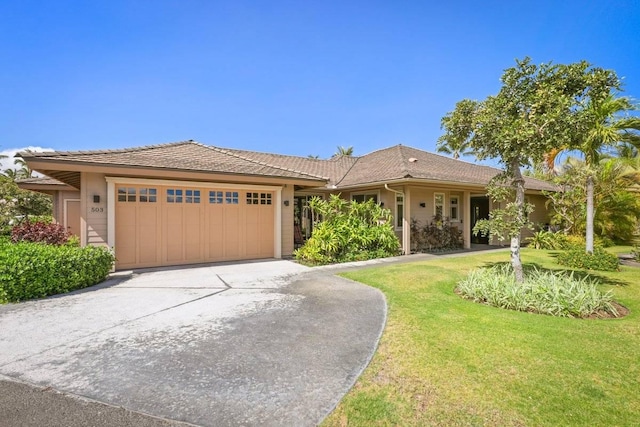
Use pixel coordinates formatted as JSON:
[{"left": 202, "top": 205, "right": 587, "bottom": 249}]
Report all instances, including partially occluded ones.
[{"left": 384, "top": 184, "right": 408, "bottom": 255}]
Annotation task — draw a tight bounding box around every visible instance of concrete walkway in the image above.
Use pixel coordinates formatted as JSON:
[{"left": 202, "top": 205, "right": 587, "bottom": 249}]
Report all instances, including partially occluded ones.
[{"left": 0, "top": 260, "right": 387, "bottom": 427}]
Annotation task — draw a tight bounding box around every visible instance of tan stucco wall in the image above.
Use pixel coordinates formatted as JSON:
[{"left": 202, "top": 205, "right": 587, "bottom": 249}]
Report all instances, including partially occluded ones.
[{"left": 81, "top": 172, "right": 109, "bottom": 247}]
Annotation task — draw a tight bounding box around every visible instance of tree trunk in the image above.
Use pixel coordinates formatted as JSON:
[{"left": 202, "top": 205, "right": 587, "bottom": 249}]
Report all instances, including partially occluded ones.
[
  {"left": 511, "top": 160, "right": 526, "bottom": 283},
  {"left": 586, "top": 175, "right": 594, "bottom": 254}
]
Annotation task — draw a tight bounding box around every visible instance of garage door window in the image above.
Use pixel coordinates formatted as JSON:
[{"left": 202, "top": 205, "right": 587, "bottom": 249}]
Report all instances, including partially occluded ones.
[
  {"left": 167, "top": 189, "right": 183, "bottom": 203},
  {"left": 185, "top": 189, "right": 201, "bottom": 203},
  {"left": 139, "top": 188, "right": 157, "bottom": 203},
  {"left": 117, "top": 187, "right": 137, "bottom": 202},
  {"left": 247, "top": 192, "right": 273, "bottom": 205},
  {"left": 225, "top": 191, "right": 239, "bottom": 204},
  {"left": 209, "top": 190, "right": 223, "bottom": 204}
]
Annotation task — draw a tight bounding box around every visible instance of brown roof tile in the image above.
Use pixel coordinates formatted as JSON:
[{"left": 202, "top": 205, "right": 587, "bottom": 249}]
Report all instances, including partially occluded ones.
[
  {"left": 20, "top": 141, "right": 556, "bottom": 192},
  {"left": 20, "top": 141, "right": 328, "bottom": 182}
]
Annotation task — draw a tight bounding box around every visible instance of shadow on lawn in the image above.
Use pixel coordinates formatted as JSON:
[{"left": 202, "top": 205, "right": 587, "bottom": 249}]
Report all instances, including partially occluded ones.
[{"left": 481, "top": 261, "right": 630, "bottom": 287}]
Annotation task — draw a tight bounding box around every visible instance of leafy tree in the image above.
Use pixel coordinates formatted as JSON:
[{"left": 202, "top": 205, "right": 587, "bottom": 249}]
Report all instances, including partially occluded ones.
[
  {"left": 334, "top": 146, "right": 354, "bottom": 157},
  {"left": 439, "top": 57, "right": 618, "bottom": 282},
  {"left": 437, "top": 99, "right": 476, "bottom": 159},
  {"left": 0, "top": 176, "right": 52, "bottom": 234}
]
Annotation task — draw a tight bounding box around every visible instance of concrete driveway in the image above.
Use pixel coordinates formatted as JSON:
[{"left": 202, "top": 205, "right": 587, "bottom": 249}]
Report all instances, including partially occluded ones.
[{"left": 0, "top": 260, "right": 386, "bottom": 426}]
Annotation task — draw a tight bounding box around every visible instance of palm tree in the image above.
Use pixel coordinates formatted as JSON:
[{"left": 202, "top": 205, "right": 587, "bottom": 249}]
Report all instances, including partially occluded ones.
[
  {"left": 334, "top": 146, "right": 354, "bottom": 157},
  {"left": 574, "top": 94, "right": 640, "bottom": 252},
  {"left": 13, "top": 157, "right": 32, "bottom": 179}
]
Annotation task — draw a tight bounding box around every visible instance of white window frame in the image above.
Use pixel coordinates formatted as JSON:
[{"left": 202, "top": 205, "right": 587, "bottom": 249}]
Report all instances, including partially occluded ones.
[
  {"left": 351, "top": 191, "right": 380, "bottom": 204},
  {"left": 395, "top": 194, "right": 404, "bottom": 230},
  {"left": 434, "top": 192, "right": 445, "bottom": 218},
  {"left": 450, "top": 195, "right": 460, "bottom": 222}
]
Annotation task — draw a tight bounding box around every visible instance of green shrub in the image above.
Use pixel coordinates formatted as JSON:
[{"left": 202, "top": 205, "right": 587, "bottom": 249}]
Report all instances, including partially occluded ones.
[
  {"left": 526, "top": 230, "right": 569, "bottom": 250},
  {"left": 556, "top": 246, "right": 619, "bottom": 272},
  {"left": 456, "top": 264, "right": 618, "bottom": 318},
  {"left": 0, "top": 241, "right": 115, "bottom": 303},
  {"left": 411, "top": 216, "right": 463, "bottom": 252},
  {"left": 632, "top": 245, "right": 640, "bottom": 262},
  {"left": 294, "top": 195, "right": 400, "bottom": 265}
]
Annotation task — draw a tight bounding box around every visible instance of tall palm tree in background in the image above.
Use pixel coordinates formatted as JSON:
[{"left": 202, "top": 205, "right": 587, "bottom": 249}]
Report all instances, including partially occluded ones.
[
  {"left": 334, "top": 146, "right": 354, "bottom": 157},
  {"left": 573, "top": 94, "right": 640, "bottom": 253},
  {"left": 13, "top": 157, "right": 33, "bottom": 179},
  {"left": 437, "top": 98, "right": 477, "bottom": 159}
]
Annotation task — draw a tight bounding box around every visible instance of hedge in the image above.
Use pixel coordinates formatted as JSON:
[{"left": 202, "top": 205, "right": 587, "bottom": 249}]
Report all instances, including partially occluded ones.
[{"left": 0, "top": 241, "right": 115, "bottom": 303}]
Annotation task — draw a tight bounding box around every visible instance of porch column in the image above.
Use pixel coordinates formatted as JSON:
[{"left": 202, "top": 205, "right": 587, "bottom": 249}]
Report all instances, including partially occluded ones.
[
  {"left": 463, "top": 191, "right": 471, "bottom": 249},
  {"left": 403, "top": 186, "right": 411, "bottom": 255}
]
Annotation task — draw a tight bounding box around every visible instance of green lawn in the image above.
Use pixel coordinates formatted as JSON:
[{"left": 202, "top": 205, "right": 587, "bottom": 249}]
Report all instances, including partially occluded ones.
[{"left": 323, "top": 248, "right": 640, "bottom": 426}]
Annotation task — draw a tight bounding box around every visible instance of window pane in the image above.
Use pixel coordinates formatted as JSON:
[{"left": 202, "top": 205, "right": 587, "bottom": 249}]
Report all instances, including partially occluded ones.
[{"left": 397, "top": 204, "right": 403, "bottom": 227}]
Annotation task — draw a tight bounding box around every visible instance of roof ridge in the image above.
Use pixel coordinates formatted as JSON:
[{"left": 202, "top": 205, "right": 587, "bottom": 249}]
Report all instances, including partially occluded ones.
[
  {"left": 333, "top": 156, "right": 362, "bottom": 187},
  {"left": 201, "top": 144, "right": 330, "bottom": 181},
  {"left": 20, "top": 140, "right": 196, "bottom": 157}
]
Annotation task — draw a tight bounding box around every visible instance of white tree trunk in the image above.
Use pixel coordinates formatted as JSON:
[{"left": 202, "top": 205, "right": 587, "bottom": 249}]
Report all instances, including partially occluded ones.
[
  {"left": 511, "top": 161, "right": 525, "bottom": 283},
  {"left": 586, "top": 175, "right": 595, "bottom": 254}
]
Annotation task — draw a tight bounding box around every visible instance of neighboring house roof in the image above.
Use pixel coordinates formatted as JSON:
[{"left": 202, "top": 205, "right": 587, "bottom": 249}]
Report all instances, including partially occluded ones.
[
  {"left": 16, "top": 177, "right": 67, "bottom": 186},
  {"left": 19, "top": 140, "right": 556, "bottom": 192}
]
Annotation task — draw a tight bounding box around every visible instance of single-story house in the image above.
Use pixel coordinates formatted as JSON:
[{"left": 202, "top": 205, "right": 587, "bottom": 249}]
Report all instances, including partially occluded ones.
[{"left": 18, "top": 140, "right": 555, "bottom": 270}]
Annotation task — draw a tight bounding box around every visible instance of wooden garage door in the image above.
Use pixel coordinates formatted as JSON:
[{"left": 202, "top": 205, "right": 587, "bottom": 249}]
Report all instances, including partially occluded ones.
[{"left": 115, "top": 185, "right": 275, "bottom": 269}]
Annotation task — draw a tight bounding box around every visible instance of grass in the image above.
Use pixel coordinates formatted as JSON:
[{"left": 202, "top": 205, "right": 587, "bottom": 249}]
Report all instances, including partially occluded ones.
[{"left": 323, "top": 248, "right": 640, "bottom": 426}]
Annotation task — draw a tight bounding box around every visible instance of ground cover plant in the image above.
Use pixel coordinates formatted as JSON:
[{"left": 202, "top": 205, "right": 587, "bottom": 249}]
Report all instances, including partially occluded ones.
[
  {"left": 323, "top": 248, "right": 639, "bottom": 426},
  {"left": 457, "top": 263, "right": 618, "bottom": 318}
]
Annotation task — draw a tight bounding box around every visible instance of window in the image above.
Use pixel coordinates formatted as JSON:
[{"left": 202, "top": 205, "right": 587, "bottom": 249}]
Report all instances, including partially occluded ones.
[
  {"left": 225, "top": 191, "right": 239, "bottom": 204},
  {"left": 450, "top": 196, "right": 459, "bottom": 221},
  {"left": 139, "top": 188, "right": 157, "bottom": 203},
  {"left": 352, "top": 193, "right": 378, "bottom": 203},
  {"left": 247, "top": 192, "right": 273, "bottom": 205},
  {"left": 395, "top": 194, "right": 404, "bottom": 228},
  {"left": 117, "top": 187, "right": 136, "bottom": 202},
  {"left": 434, "top": 193, "right": 445, "bottom": 218},
  {"left": 167, "top": 189, "right": 183, "bottom": 203},
  {"left": 185, "top": 189, "right": 201, "bottom": 203},
  {"left": 246, "top": 192, "right": 259, "bottom": 205},
  {"left": 209, "top": 190, "right": 223, "bottom": 204}
]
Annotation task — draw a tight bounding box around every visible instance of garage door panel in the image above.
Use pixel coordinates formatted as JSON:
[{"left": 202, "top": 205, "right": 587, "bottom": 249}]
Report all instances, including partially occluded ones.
[
  {"left": 207, "top": 206, "right": 224, "bottom": 259},
  {"left": 184, "top": 206, "right": 202, "bottom": 261},
  {"left": 223, "top": 205, "right": 241, "bottom": 259}
]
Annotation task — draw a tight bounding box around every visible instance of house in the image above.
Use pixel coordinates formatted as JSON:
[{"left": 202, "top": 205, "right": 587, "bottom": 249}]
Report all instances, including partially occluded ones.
[{"left": 18, "top": 141, "right": 555, "bottom": 270}]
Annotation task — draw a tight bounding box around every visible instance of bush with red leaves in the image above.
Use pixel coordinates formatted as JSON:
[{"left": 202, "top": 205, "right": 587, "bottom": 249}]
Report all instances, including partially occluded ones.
[{"left": 11, "top": 221, "right": 71, "bottom": 245}]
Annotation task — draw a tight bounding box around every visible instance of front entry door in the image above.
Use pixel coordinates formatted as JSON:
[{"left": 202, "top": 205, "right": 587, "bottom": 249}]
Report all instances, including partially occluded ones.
[{"left": 470, "top": 197, "right": 490, "bottom": 244}]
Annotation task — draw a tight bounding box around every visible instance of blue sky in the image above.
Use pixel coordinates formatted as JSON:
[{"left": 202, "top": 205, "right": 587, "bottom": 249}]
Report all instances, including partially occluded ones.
[{"left": 1, "top": 0, "right": 639, "bottom": 164}]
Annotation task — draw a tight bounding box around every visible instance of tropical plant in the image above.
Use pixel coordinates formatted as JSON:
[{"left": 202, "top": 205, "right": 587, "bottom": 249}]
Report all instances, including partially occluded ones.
[
  {"left": 293, "top": 194, "right": 400, "bottom": 265},
  {"left": 0, "top": 177, "right": 52, "bottom": 234},
  {"left": 437, "top": 99, "right": 476, "bottom": 159},
  {"left": 410, "top": 215, "right": 463, "bottom": 252},
  {"left": 547, "top": 94, "right": 640, "bottom": 253},
  {"left": 545, "top": 157, "right": 640, "bottom": 243},
  {"left": 334, "top": 146, "right": 354, "bottom": 157},
  {"left": 457, "top": 263, "right": 619, "bottom": 318},
  {"left": 439, "top": 57, "right": 617, "bottom": 282}
]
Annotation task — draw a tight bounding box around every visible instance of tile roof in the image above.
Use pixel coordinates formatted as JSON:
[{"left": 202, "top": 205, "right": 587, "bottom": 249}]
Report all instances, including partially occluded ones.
[
  {"left": 16, "top": 177, "right": 67, "bottom": 186},
  {"left": 337, "top": 145, "right": 556, "bottom": 191},
  {"left": 19, "top": 141, "right": 328, "bottom": 182},
  {"left": 19, "top": 141, "right": 556, "bottom": 192}
]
